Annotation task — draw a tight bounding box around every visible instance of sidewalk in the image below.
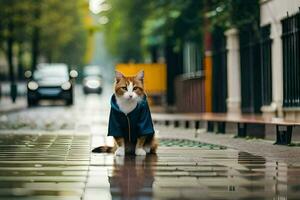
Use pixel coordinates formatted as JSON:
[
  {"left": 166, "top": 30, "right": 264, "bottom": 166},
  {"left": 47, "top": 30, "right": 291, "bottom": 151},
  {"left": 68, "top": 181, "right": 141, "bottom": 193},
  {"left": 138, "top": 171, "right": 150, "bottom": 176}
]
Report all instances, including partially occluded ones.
[
  {"left": 155, "top": 125, "right": 300, "bottom": 164},
  {"left": 1, "top": 129, "right": 300, "bottom": 200},
  {"left": 0, "top": 96, "right": 27, "bottom": 113},
  {"left": 0, "top": 81, "right": 27, "bottom": 113}
]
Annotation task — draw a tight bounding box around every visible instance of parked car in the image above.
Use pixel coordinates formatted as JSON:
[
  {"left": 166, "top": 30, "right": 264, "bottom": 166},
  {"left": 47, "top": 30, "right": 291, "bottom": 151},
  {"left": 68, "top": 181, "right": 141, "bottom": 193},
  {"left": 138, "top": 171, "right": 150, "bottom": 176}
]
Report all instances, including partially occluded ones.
[
  {"left": 82, "top": 65, "right": 103, "bottom": 94},
  {"left": 25, "top": 63, "right": 77, "bottom": 107}
]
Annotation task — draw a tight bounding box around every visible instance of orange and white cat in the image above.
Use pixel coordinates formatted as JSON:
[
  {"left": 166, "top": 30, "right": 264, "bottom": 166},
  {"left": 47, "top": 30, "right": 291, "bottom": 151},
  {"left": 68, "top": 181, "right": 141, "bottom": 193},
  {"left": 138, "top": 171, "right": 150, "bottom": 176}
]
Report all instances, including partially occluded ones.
[{"left": 107, "top": 70, "right": 157, "bottom": 156}]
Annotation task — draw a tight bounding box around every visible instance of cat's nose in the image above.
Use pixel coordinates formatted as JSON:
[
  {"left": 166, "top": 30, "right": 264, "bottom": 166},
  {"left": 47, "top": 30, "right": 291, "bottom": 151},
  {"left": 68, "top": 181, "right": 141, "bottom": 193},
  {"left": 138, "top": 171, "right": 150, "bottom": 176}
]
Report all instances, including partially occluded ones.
[{"left": 129, "top": 95, "right": 133, "bottom": 98}]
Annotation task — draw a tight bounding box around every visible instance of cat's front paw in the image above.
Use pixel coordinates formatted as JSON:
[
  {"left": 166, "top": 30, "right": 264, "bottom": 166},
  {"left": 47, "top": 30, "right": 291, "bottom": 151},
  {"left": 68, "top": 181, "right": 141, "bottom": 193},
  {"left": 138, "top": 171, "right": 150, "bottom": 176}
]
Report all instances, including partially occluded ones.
[
  {"left": 135, "top": 148, "right": 146, "bottom": 156},
  {"left": 115, "top": 147, "right": 125, "bottom": 156},
  {"left": 144, "top": 146, "right": 151, "bottom": 153}
]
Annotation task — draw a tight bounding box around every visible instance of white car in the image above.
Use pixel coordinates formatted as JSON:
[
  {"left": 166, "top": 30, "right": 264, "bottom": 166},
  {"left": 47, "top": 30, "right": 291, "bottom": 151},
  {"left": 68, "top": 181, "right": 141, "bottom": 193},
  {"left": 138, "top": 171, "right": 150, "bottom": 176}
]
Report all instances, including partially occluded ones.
[{"left": 82, "top": 65, "right": 103, "bottom": 94}]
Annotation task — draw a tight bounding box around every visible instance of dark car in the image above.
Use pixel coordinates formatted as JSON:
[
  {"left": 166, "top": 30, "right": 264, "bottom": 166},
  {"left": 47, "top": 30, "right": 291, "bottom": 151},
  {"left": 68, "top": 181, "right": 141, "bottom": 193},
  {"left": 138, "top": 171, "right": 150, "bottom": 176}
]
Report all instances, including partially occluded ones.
[
  {"left": 25, "top": 63, "right": 77, "bottom": 106},
  {"left": 82, "top": 65, "right": 103, "bottom": 94}
]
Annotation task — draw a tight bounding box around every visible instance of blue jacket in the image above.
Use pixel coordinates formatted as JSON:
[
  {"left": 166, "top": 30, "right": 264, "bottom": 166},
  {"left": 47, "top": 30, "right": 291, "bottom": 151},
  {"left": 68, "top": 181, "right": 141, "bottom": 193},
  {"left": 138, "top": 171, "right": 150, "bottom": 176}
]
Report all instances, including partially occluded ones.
[{"left": 108, "top": 94, "right": 155, "bottom": 143}]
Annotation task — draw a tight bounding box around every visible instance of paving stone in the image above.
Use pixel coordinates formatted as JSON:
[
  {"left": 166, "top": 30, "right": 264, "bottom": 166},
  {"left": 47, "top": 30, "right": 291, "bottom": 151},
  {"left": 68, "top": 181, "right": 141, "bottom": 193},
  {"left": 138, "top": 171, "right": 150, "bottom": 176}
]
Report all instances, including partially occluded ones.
[
  {"left": 83, "top": 188, "right": 111, "bottom": 200},
  {"left": 0, "top": 134, "right": 90, "bottom": 199},
  {"left": 1, "top": 127, "right": 300, "bottom": 200}
]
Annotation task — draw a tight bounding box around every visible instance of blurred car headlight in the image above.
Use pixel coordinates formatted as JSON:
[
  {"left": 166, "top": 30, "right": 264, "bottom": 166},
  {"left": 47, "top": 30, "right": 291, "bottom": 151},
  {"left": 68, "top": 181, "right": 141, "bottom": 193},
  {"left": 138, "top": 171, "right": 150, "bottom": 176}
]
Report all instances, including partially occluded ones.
[
  {"left": 61, "top": 82, "right": 72, "bottom": 90},
  {"left": 85, "top": 79, "right": 101, "bottom": 89},
  {"left": 28, "top": 81, "right": 38, "bottom": 90},
  {"left": 69, "top": 70, "right": 78, "bottom": 78}
]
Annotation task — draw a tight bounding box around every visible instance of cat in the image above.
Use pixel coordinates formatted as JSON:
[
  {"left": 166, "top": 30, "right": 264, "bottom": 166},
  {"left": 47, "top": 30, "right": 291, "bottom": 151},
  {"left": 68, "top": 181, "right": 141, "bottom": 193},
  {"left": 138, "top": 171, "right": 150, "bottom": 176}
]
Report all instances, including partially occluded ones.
[{"left": 106, "top": 70, "right": 157, "bottom": 156}]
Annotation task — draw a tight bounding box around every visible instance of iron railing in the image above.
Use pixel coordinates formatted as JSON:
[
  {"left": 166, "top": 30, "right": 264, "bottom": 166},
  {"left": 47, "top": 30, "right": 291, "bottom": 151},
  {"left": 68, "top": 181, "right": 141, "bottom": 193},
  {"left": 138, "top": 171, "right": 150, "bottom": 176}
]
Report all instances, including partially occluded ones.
[
  {"left": 281, "top": 11, "right": 300, "bottom": 108},
  {"left": 212, "top": 28, "right": 227, "bottom": 113},
  {"left": 239, "top": 24, "right": 263, "bottom": 113},
  {"left": 260, "top": 25, "right": 273, "bottom": 106},
  {"left": 175, "top": 74, "right": 205, "bottom": 113}
]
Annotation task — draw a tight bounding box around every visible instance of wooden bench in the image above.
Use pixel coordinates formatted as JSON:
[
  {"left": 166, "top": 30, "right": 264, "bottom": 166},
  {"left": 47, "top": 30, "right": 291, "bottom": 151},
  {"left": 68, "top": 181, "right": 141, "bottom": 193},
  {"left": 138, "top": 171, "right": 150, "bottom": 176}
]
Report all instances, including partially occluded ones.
[{"left": 152, "top": 113, "right": 300, "bottom": 145}]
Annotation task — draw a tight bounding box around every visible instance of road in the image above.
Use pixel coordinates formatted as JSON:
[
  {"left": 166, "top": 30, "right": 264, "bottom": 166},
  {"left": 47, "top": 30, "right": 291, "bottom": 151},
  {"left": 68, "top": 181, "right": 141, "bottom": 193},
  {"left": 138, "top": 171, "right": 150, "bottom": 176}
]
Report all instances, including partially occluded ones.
[{"left": 0, "top": 85, "right": 300, "bottom": 200}]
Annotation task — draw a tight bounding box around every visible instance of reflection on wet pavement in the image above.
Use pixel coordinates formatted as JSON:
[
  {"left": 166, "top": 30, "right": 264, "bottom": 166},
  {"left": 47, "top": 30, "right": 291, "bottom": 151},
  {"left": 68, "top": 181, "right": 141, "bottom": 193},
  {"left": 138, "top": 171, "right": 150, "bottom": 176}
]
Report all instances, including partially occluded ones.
[
  {"left": 109, "top": 155, "right": 157, "bottom": 199},
  {"left": 0, "top": 134, "right": 300, "bottom": 200},
  {"left": 0, "top": 134, "right": 90, "bottom": 200}
]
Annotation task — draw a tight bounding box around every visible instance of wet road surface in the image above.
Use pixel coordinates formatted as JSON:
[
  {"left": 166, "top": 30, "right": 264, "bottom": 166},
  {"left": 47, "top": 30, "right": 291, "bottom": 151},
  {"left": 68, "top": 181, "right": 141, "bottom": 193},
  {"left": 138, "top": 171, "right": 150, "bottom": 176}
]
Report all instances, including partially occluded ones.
[{"left": 1, "top": 88, "right": 300, "bottom": 199}]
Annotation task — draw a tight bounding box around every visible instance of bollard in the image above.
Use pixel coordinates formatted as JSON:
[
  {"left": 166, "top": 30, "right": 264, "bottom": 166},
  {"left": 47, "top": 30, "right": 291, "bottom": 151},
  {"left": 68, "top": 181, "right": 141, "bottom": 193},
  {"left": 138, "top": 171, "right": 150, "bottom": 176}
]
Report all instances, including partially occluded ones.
[
  {"left": 207, "top": 121, "right": 214, "bottom": 132},
  {"left": 184, "top": 121, "right": 189, "bottom": 129},
  {"left": 237, "top": 123, "right": 247, "bottom": 137},
  {"left": 275, "top": 125, "right": 293, "bottom": 145},
  {"left": 10, "top": 83, "right": 17, "bottom": 103},
  {"left": 217, "top": 122, "right": 226, "bottom": 134}
]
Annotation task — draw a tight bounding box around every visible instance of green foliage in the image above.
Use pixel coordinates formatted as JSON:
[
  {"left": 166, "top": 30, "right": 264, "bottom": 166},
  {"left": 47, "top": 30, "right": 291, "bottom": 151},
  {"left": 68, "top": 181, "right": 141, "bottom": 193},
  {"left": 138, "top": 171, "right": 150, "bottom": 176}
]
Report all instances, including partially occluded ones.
[
  {"left": 36, "top": 0, "right": 88, "bottom": 66},
  {"left": 103, "top": 0, "right": 204, "bottom": 62},
  {"left": 0, "top": 0, "right": 33, "bottom": 48},
  {"left": 0, "top": 0, "right": 88, "bottom": 70},
  {"left": 207, "top": 0, "right": 260, "bottom": 31},
  {"left": 100, "top": 0, "right": 260, "bottom": 62},
  {"left": 144, "top": 1, "right": 204, "bottom": 44},
  {"left": 104, "top": 0, "right": 148, "bottom": 62}
]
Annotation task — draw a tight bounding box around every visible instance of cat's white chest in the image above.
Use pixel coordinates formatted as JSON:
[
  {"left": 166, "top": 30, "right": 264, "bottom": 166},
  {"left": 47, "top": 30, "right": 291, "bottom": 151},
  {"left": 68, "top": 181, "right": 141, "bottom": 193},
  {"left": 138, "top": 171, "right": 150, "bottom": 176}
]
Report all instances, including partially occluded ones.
[{"left": 116, "top": 97, "right": 137, "bottom": 115}]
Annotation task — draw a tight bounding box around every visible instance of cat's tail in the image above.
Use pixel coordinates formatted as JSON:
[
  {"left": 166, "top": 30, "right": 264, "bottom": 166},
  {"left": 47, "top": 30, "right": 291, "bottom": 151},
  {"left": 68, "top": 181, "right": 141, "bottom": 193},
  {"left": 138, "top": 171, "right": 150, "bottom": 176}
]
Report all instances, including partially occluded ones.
[{"left": 91, "top": 146, "right": 116, "bottom": 153}]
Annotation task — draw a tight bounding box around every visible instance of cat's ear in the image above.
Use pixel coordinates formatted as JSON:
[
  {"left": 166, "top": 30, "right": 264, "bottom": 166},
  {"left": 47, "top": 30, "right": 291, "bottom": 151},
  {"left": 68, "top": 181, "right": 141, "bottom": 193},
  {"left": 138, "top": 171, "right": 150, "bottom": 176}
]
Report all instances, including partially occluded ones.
[
  {"left": 135, "top": 70, "right": 144, "bottom": 82},
  {"left": 115, "top": 70, "right": 124, "bottom": 82}
]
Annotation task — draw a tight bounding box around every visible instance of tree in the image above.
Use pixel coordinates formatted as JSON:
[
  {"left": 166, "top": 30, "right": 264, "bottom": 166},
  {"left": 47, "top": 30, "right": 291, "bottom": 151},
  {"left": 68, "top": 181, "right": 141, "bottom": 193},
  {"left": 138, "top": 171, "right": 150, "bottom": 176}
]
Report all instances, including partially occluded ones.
[
  {"left": 0, "top": 0, "right": 88, "bottom": 101},
  {"left": 206, "top": 0, "right": 260, "bottom": 31},
  {"left": 0, "top": 0, "right": 34, "bottom": 100},
  {"left": 102, "top": 0, "right": 204, "bottom": 62},
  {"left": 103, "top": 0, "right": 148, "bottom": 62},
  {"left": 35, "top": 0, "right": 88, "bottom": 66},
  {"left": 0, "top": 0, "right": 88, "bottom": 72}
]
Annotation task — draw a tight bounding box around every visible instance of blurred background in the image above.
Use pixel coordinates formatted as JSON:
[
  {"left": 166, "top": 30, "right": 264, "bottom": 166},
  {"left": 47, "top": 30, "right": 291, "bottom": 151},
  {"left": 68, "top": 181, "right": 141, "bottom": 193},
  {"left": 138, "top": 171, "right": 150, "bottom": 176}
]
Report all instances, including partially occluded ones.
[{"left": 0, "top": 0, "right": 299, "bottom": 120}]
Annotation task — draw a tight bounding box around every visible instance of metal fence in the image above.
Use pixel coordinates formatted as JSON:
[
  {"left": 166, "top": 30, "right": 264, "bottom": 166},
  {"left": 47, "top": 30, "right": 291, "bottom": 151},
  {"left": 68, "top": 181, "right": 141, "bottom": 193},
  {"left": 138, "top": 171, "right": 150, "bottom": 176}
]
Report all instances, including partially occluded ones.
[
  {"left": 281, "top": 11, "right": 300, "bottom": 108},
  {"left": 239, "top": 24, "right": 263, "bottom": 113},
  {"left": 175, "top": 74, "right": 205, "bottom": 113},
  {"left": 260, "top": 25, "right": 273, "bottom": 106},
  {"left": 212, "top": 28, "right": 227, "bottom": 113}
]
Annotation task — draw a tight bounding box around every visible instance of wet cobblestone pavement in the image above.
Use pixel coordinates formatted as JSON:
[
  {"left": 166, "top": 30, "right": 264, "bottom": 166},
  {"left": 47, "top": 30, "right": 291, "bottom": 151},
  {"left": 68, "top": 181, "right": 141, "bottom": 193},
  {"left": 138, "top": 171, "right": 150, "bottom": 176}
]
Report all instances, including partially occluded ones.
[
  {"left": 1, "top": 133, "right": 300, "bottom": 200},
  {"left": 1, "top": 92, "right": 300, "bottom": 199},
  {"left": 0, "top": 133, "right": 90, "bottom": 200}
]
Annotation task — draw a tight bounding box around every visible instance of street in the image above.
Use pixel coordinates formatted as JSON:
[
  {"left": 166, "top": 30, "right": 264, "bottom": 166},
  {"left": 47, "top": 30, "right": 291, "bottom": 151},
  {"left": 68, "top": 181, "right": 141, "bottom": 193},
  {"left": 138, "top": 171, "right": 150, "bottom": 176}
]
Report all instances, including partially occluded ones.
[{"left": 0, "top": 85, "right": 299, "bottom": 200}]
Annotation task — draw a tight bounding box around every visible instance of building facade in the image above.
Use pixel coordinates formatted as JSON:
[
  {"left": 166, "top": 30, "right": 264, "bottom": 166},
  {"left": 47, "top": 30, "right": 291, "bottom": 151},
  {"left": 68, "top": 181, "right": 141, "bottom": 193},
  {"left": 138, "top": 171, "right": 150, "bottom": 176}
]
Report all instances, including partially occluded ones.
[
  {"left": 175, "top": 0, "right": 300, "bottom": 121},
  {"left": 259, "top": 0, "right": 300, "bottom": 120}
]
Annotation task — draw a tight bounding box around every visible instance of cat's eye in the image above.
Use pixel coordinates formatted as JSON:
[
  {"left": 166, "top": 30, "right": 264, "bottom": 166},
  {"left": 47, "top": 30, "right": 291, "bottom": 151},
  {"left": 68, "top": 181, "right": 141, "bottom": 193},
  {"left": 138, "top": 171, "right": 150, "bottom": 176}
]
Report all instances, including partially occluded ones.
[
  {"left": 133, "top": 87, "right": 138, "bottom": 90},
  {"left": 122, "top": 87, "right": 127, "bottom": 91}
]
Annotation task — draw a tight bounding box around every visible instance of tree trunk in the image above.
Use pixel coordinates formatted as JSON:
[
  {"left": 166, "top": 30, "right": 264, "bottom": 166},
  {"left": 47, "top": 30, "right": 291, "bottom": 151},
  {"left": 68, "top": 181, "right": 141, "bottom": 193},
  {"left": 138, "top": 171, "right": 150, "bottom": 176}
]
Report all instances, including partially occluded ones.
[
  {"left": 17, "top": 42, "right": 24, "bottom": 80},
  {"left": 6, "top": 21, "right": 17, "bottom": 102},
  {"left": 31, "top": 27, "right": 39, "bottom": 71},
  {"left": 31, "top": 3, "right": 40, "bottom": 71}
]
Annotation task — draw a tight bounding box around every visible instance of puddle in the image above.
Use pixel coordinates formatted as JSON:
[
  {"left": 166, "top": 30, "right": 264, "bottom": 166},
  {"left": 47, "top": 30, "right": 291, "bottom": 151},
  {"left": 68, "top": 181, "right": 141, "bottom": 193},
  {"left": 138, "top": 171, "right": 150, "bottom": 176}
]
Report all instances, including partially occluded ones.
[{"left": 104, "top": 151, "right": 300, "bottom": 200}]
